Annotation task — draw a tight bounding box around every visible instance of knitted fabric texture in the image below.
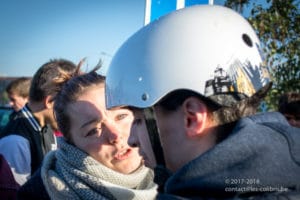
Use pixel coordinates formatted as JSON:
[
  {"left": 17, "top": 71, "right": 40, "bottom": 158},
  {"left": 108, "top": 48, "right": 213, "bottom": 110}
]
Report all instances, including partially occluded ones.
[{"left": 41, "top": 138, "right": 158, "bottom": 200}]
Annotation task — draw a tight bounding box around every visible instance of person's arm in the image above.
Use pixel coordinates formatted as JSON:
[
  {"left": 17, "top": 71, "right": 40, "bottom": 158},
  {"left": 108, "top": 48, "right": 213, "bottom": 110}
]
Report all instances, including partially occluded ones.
[{"left": 0, "top": 135, "right": 31, "bottom": 185}]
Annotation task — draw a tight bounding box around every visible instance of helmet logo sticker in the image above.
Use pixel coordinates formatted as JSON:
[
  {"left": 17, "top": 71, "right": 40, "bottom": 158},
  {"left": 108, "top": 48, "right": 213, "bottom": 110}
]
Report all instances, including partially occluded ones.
[
  {"left": 205, "top": 58, "right": 270, "bottom": 97},
  {"left": 229, "top": 60, "right": 256, "bottom": 96},
  {"left": 228, "top": 58, "right": 270, "bottom": 97},
  {"left": 204, "top": 67, "right": 235, "bottom": 97}
]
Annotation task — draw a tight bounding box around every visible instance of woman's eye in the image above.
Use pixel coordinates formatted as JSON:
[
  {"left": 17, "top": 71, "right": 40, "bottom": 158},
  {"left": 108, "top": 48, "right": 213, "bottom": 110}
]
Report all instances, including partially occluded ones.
[
  {"left": 116, "top": 114, "right": 128, "bottom": 121},
  {"left": 86, "top": 127, "right": 101, "bottom": 137}
]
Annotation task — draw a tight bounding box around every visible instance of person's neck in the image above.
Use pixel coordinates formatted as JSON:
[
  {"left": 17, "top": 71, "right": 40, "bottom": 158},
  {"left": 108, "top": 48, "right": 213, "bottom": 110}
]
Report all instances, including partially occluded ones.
[
  {"left": 168, "top": 128, "right": 217, "bottom": 172},
  {"left": 27, "top": 101, "right": 46, "bottom": 127}
]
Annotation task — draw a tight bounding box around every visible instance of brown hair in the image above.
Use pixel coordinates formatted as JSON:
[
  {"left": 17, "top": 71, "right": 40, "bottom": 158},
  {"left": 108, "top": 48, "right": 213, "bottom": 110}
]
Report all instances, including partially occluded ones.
[
  {"left": 6, "top": 77, "right": 32, "bottom": 98},
  {"left": 278, "top": 92, "right": 300, "bottom": 116},
  {"left": 29, "top": 59, "right": 77, "bottom": 102},
  {"left": 157, "top": 83, "right": 271, "bottom": 143},
  {"left": 51, "top": 61, "right": 105, "bottom": 141}
]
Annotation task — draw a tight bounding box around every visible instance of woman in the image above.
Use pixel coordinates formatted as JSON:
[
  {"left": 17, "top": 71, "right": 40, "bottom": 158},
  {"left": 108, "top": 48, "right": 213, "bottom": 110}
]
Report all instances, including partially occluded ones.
[{"left": 18, "top": 64, "right": 158, "bottom": 199}]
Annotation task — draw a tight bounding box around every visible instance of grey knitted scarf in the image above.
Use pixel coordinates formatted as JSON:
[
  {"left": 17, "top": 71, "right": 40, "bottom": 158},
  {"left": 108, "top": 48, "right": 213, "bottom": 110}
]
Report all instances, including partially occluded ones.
[{"left": 41, "top": 138, "right": 158, "bottom": 200}]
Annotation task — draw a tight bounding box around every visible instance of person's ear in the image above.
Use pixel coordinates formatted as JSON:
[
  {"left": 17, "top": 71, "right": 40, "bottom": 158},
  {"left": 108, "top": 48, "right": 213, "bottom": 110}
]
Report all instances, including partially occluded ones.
[
  {"left": 44, "top": 95, "right": 54, "bottom": 109},
  {"left": 182, "top": 97, "right": 207, "bottom": 137}
]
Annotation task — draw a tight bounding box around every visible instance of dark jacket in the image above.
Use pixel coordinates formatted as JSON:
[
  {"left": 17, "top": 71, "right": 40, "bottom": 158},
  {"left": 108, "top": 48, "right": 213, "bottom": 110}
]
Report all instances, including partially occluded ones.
[
  {"left": 158, "top": 112, "right": 300, "bottom": 199},
  {"left": 17, "top": 168, "right": 50, "bottom": 200},
  {"left": 0, "top": 154, "right": 20, "bottom": 200},
  {"left": 0, "top": 104, "right": 55, "bottom": 174}
]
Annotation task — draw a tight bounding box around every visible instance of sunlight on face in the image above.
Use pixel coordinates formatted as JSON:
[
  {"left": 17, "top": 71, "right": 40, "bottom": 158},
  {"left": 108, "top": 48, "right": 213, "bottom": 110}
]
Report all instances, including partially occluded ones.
[
  {"left": 8, "top": 93, "right": 28, "bottom": 111},
  {"left": 68, "top": 86, "right": 142, "bottom": 174}
]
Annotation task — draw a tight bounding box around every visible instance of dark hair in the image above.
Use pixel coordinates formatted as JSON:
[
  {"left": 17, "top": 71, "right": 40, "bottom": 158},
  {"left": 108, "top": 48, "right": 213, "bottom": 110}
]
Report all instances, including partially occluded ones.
[
  {"left": 156, "top": 87, "right": 269, "bottom": 143},
  {"left": 29, "top": 59, "right": 77, "bottom": 102},
  {"left": 157, "top": 89, "right": 220, "bottom": 112},
  {"left": 52, "top": 63, "right": 105, "bottom": 141},
  {"left": 158, "top": 83, "right": 271, "bottom": 122},
  {"left": 6, "top": 77, "right": 32, "bottom": 98},
  {"left": 278, "top": 92, "right": 300, "bottom": 116},
  {"left": 156, "top": 90, "right": 232, "bottom": 143}
]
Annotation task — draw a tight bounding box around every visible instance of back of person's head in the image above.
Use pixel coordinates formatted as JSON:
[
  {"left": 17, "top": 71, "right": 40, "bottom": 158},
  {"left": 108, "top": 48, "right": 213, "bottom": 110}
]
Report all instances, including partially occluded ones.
[
  {"left": 29, "top": 59, "right": 77, "bottom": 103},
  {"left": 105, "top": 5, "right": 271, "bottom": 125},
  {"left": 50, "top": 61, "right": 105, "bottom": 141},
  {"left": 278, "top": 92, "right": 300, "bottom": 127},
  {"left": 6, "top": 77, "right": 31, "bottom": 98},
  {"left": 278, "top": 92, "right": 300, "bottom": 114}
]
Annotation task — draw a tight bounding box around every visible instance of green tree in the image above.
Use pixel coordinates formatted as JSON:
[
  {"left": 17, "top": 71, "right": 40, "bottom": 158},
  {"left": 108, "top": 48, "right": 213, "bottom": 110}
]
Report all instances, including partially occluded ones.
[
  {"left": 225, "top": 0, "right": 300, "bottom": 111},
  {"left": 225, "top": 0, "right": 250, "bottom": 13}
]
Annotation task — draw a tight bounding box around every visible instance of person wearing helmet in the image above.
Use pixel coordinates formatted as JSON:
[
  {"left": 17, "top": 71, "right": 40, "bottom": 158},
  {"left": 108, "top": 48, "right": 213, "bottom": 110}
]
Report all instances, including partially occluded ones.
[{"left": 105, "top": 5, "right": 300, "bottom": 199}]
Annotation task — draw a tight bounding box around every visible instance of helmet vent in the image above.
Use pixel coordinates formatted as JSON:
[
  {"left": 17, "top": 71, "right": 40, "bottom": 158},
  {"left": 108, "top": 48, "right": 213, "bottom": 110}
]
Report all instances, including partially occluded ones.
[
  {"left": 142, "top": 93, "right": 149, "bottom": 101},
  {"left": 242, "top": 34, "right": 253, "bottom": 47}
]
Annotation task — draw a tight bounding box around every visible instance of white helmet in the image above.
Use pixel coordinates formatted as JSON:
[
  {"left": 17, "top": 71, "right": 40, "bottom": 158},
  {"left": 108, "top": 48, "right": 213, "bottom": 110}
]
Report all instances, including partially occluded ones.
[{"left": 105, "top": 5, "right": 271, "bottom": 109}]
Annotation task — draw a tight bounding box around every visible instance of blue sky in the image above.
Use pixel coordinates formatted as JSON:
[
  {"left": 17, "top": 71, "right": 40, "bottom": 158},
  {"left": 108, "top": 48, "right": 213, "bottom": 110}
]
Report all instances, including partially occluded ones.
[
  {"left": 0, "top": 0, "right": 230, "bottom": 77},
  {"left": 0, "top": 0, "right": 146, "bottom": 76}
]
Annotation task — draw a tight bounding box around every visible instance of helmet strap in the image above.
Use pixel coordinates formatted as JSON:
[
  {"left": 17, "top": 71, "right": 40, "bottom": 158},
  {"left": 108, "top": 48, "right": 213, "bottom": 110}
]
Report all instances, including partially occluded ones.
[{"left": 143, "top": 108, "right": 166, "bottom": 167}]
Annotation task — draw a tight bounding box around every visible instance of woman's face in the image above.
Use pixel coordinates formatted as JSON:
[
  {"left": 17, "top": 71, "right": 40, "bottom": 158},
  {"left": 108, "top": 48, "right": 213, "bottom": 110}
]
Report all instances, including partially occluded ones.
[{"left": 68, "top": 85, "right": 142, "bottom": 174}]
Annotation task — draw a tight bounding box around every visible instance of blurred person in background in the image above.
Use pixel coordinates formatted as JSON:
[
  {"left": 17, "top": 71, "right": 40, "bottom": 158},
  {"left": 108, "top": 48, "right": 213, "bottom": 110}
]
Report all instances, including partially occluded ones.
[
  {"left": 6, "top": 77, "right": 32, "bottom": 114},
  {"left": 0, "top": 59, "right": 77, "bottom": 185},
  {"left": 278, "top": 92, "right": 300, "bottom": 128},
  {"left": 0, "top": 154, "right": 20, "bottom": 200}
]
